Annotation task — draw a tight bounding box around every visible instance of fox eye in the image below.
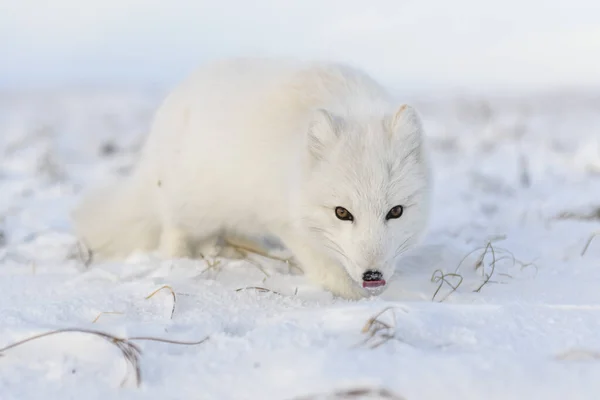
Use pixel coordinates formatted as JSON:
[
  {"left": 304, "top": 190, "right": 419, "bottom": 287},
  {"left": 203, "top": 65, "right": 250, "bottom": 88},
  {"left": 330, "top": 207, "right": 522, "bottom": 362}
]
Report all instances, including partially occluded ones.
[
  {"left": 386, "top": 205, "right": 404, "bottom": 220},
  {"left": 335, "top": 206, "right": 354, "bottom": 221}
]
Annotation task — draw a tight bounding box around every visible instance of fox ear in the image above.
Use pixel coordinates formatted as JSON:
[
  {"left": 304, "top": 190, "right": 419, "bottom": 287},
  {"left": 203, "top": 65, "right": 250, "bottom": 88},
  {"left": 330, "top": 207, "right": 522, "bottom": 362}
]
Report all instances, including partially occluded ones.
[
  {"left": 307, "top": 108, "right": 343, "bottom": 160},
  {"left": 388, "top": 104, "right": 425, "bottom": 157},
  {"left": 390, "top": 104, "right": 423, "bottom": 138}
]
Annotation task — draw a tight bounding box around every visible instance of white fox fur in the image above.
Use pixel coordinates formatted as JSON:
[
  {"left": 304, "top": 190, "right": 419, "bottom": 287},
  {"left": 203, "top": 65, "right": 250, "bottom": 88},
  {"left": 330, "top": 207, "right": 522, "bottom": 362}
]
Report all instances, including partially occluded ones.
[{"left": 72, "top": 58, "right": 432, "bottom": 299}]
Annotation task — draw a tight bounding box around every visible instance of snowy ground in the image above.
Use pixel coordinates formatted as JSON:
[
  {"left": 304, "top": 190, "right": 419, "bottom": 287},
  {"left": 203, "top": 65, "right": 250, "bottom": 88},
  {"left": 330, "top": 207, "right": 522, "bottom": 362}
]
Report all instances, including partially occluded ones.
[{"left": 1, "top": 87, "right": 600, "bottom": 400}]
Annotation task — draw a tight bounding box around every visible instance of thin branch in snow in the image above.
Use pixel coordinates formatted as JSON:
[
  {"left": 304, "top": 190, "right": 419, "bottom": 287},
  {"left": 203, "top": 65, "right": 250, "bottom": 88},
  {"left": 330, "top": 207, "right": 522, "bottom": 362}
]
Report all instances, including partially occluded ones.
[
  {"left": 235, "top": 286, "right": 284, "bottom": 296},
  {"left": 431, "top": 270, "right": 464, "bottom": 302},
  {"left": 245, "top": 257, "right": 271, "bottom": 278},
  {"left": 0, "top": 328, "right": 141, "bottom": 387},
  {"left": 581, "top": 232, "right": 599, "bottom": 256},
  {"left": 224, "top": 237, "right": 301, "bottom": 277},
  {"left": 75, "top": 240, "right": 94, "bottom": 267},
  {"left": 199, "top": 257, "right": 222, "bottom": 276},
  {"left": 92, "top": 311, "right": 125, "bottom": 323},
  {"left": 0, "top": 328, "right": 209, "bottom": 388},
  {"left": 555, "top": 348, "right": 600, "bottom": 361},
  {"left": 555, "top": 207, "right": 600, "bottom": 222},
  {"left": 291, "top": 386, "right": 406, "bottom": 400},
  {"left": 145, "top": 285, "right": 177, "bottom": 319},
  {"left": 224, "top": 238, "right": 294, "bottom": 264},
  {"left": 356, "top": 307, "right": 406, "bottom": 349},
  {"left": 451, "top": 238, "right": 529, "bottom": 295},
  {"left": 472, "top": 241, "right": 497, "bottom": 293},
  {"left": 127, "top": 336, "right": 209, "bottom": 346}
]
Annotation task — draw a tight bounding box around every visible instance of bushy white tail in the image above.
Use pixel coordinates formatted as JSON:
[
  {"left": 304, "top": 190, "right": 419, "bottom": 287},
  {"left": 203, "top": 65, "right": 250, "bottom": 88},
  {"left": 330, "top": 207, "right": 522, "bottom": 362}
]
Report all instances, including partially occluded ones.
[{"left": 71, "top": 175, "right": 160, "bottom": 261}]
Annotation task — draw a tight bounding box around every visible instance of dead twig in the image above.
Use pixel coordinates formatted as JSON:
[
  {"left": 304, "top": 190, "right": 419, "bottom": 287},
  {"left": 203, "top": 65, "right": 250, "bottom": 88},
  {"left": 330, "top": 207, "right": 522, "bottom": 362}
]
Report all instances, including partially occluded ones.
[
  {"left": 452, "top": 239, "right": 525, "bottom": 295},
  {"left": 76, "top": 240, "right": 93, "bottom": 267},
  {"left": 0, "top": 328, "right": 209, "bottom": 387},
  {"left": 127, "top": 336, "right": 210, "bottom": 346},
  {"left": 145, "top": 285, "right": 177, "bottom": 319},
  {"left": 292, "top": 386, "right": 406, "bottom": 399},
  {"left": 473, "top": 241, "right": 496, "bottom": 293},
  {"left": 92, "top": 311, "right": 125, "bottom": 323},
  {"left": 555, "top": 348, "right": 600, "bottom": 361},
  {"left": 0, "top": 328, "right": 141, "bottom": 386},
  {"left": 555, "top": 207, "right": 600, "bottom": 222},
  {"left": 454, "top": 239, "right": 511, "bottom": 275},
  {"left": 235, "top": 286, "right": 283, "bottom": 296},
  {"left": 225, "top": 238, "right": 302, "bottom": 278},
  {"left": 581, "top": 232, "right": 599, "bottom": 257},
  {"left": 199, "top": 258, "right": 222, "bottom": 276},
  {"left": 244, "top": 257, "right": 271, "bottom": 279},
  {"left": 431, "top": 270, "right": 464, "bottom": 302},
  {"left": 224, "top": 238, "right": 294, "bottom": 265},
  {"left": 356, "top": 307, "right": 405, "bottom": 349}
]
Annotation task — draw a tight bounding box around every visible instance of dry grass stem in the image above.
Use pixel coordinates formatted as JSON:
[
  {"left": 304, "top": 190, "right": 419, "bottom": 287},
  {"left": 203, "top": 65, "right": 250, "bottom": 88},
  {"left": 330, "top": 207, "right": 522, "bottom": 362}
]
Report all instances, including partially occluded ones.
[
  {"left": 76, "top": 240, "right": 94, "bottom": 267},
  {"left": 198, "top": 258, "right": 222, "bottom": 279},
  {"left": 225, "top": 239, "right": 294, "bottom": 264},
  {"left": 431, "top": 270, "right": 464, "bottom": 302},
  {"left": 0, "top": 328, "right": 141, "bottom": 386},
  {"left": 555, "top": 207, "right": 600, "bottom": 222},
  {"left": 581, "top": 232, "right": 599, "bottom": 256},
  {"left": 92, "top": 311, "right": 125, "bottom": 323},
  {"left": 0, "top": 328, "right": 209, "bottom": 387},
  {"left": 455, "top": 239, "right": 529, "bottom": 295},
  {"left": 357, "top": 307, "right": 404, "bottom": 349},
  {"left": 145, "top": 285, "right": 177, "bottom": 319},
  {"left": 127, "top": 336, "right": 210, "bottom": 346},
  {"left": 235, "top": 286, "right": 283, "bottom": 296},
  {"left": 555, "top": 348, "right": 600, "bottom": 361},
  {"left": 244, "top": 257, "right": 271, "bottom": 278},
  {"left": 292, "top": 387, "right": 406, "bottom": 400},
  {"left": 430, "top": 238, "right": 532, "bottom": 301},
  {"left": 472, "top": 241, "right": 497, "bottom": 292},
  {"left": 225, "top": 238, "right": 301, "bottom": 277}
]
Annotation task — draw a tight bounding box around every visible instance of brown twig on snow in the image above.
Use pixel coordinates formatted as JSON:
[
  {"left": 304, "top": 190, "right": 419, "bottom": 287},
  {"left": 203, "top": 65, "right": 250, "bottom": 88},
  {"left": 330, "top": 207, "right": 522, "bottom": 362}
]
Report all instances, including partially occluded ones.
[
  {"left": 145, "top": 285, "right": 177, "bottom": 319},
  {"left": 92, "top": 311, "right": 125, "bottom": 323},
  {"left": 453, "top": 239, "right": 526, "bottom": 295},
  {"left": 225, "top": 238, "right": 302, "bottom": 276},
  {"left": 430, "top": 269, "right": 464, "bottom": 302},
  {"left": 291, "top": 386, "right": 406, "bottom": 400},
  {"left": 76, "top": 240, "right": 94, "bottom": 267},
  {"left": 356, "top": 307, "right": 406, "bottom": 349},
  {"left": 472, "top": 241, "right": 497, "bottom": 292},
  {"left": 0, "top": 328, "right": 209, "bottom": 387},
  {"left": 235, "top": 286, "right": 284, "bottom": 296},
  {"left": 581, "top": 232, "right": 599, "bottom": 257},
  {"left": 0, "top": 328, "right": 141, "bottom": 386},
  {"left": 555, "top": 207, "right": 600, "bottom": 222}
]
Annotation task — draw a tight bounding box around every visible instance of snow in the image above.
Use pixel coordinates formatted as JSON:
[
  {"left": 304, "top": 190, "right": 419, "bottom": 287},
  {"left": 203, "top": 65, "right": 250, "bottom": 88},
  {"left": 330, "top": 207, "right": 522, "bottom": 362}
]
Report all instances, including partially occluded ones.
[{"left": 1, "top": 86, "right": 599, "bottom": 400}]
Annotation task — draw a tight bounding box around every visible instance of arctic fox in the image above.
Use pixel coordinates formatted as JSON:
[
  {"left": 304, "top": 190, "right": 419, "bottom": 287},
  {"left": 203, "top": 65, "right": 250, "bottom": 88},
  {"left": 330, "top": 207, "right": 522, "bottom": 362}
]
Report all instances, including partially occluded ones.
[{"left": 72, "top": 58, "right": 431, "bottom": 299}]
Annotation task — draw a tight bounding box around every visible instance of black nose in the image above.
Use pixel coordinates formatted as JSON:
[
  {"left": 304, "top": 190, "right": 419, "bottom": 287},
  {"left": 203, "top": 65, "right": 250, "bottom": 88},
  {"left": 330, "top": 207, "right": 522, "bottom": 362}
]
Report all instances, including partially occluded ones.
[{"left": 362, "top": 270, "right": 383, "bottom": 282}]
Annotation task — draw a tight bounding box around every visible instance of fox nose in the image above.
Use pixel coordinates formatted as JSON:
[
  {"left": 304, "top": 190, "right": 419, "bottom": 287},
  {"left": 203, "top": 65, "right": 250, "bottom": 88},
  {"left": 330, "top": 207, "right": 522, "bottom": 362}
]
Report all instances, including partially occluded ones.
[{"left": 362, "top": 270, "right": 383, "bottom": 282}]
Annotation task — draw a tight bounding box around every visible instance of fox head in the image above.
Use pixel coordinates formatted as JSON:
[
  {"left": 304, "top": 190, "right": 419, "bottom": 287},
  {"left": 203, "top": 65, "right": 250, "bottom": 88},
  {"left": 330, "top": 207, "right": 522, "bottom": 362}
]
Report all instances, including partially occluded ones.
[{"left": 296, "top": 104, "right": 431, "bottom": 294}]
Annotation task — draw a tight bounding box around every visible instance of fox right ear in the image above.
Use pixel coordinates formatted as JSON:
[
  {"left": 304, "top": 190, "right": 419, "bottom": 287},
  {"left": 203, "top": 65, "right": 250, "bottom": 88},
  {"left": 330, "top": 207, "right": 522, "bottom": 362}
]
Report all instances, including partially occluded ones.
[
  {"left": 307, "top": 109, "right": 343, "bottom": 160},
  {"left": 388, "top": 104, "right": 426, "bottom": 161},
  {"left": 390, "top": 104, "right": 423, "bottom": 140}
]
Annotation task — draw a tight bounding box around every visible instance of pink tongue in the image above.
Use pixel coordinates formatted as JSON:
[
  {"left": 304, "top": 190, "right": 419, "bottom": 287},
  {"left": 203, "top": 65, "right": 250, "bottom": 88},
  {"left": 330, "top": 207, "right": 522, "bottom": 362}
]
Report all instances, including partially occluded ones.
[{"left": 362, "top": 280, "right": 386, "bottom": 288}]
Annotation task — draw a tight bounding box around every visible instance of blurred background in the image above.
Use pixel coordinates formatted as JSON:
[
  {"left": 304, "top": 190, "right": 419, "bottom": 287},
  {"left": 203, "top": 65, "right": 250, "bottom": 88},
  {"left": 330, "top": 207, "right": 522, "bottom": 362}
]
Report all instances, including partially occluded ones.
[{"left": 2, "top": 0, "right": 600, "bottom": 93}]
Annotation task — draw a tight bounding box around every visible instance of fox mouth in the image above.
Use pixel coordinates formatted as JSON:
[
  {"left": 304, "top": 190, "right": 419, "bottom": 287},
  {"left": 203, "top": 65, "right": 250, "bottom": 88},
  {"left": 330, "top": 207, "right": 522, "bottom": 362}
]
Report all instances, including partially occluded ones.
[
  {"left": 361, "top": 269, "right": 386, "bottom": 290},
  {"left": 362, "top": 279, "right": 386, "bottom": 289}
]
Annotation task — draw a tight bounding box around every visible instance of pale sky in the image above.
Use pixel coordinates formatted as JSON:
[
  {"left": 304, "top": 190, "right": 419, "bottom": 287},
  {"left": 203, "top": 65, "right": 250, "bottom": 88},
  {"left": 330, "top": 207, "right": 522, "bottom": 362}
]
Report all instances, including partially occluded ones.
[{"left": 2, "top": 0, "right": 600, "bottom": 90}]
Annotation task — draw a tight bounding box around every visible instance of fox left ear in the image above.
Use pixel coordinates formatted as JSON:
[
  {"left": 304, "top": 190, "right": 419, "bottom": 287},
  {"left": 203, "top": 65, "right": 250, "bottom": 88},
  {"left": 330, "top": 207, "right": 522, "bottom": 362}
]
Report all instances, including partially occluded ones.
[
  {"left": 388, "top": 104, "right": 425, "bottom": 157},
  {"left": 390, "top": 104, "right": 423, "bottom": 138}
]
